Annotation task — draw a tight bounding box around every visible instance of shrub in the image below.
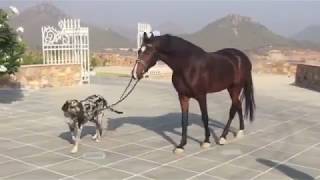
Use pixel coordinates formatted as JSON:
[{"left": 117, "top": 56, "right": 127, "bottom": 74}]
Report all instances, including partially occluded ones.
[
  {"left": 0, "top": 9, "right": 25, "bottom": 76},
  {"left": 21, "top": 50, "right": 42, "bottom": 65}
]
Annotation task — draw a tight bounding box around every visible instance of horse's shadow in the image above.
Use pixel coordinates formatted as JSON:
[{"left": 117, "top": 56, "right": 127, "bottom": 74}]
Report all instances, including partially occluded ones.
[
  {"left": 107, "top": 112, "right": 235, "bottom": 146},
  {"left": 257, "top": 159, "right": 315, "bottom": 180}
]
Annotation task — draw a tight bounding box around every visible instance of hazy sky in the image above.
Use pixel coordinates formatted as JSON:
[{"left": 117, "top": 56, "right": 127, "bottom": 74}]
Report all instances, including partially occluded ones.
[{"left": 1, "top": 0, "right": 320, "bottom": 36}]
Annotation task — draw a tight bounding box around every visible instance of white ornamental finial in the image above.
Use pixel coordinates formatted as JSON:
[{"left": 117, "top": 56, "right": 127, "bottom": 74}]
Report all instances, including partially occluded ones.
[
  {"left": 0, "top": 65, "right": 7, "bottom": 72},
  {"left": 16, "top": 26, "right": 24, "bottom": 33},
  {"left": 9, "top": 6, "right": 19, "bottom": 15}
]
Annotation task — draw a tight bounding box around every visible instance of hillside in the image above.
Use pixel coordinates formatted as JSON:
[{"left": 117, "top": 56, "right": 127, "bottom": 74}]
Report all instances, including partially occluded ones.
[
  {"left": 182, "top": 14, "right": 318, "bottom": 51},
  {"left": 155, "top": 21, "right": 186, "bottom": 35},
  {"left": 9, "top": 3, "right": 135, "bottom": 51},
  {"left": 293, "top": 25, "right": 320, "bottom": 44}
]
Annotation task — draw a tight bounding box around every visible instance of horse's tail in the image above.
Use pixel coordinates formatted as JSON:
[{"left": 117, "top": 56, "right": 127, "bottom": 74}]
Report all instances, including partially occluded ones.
[
  {"left": 242, "top": 71, "right": 256, "bottom": 122},
  {"left": 213, "top": 48, "right": 256, "bottom": 121}
]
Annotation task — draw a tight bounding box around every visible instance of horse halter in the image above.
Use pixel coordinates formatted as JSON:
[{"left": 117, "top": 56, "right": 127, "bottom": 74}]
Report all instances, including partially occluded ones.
[
  {"left": 136, "top": 59, "right": 147, "bottom": 73},
  {"left": 134, "top": 44, "right": 159, "bottom": 77},
  {"left": 131, "top": 59, "right": 147, "bottom": 80}
]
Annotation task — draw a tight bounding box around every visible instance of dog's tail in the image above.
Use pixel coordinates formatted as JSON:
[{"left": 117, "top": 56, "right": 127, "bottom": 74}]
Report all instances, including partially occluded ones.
[
  {"left": 101, "top": 98, "right": 123, "bottom": 114},
  {"left": 108, "top": 107, "right": 123, "bottom": 114}
]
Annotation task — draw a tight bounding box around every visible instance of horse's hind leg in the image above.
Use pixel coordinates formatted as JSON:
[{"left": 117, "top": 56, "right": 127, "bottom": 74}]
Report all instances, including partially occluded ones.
[
  {"left": 236, "top": 98, "right": 245, "bottom": 139},
  {"left": 196, "top": 94, "right": 211, "bottom": 148},
  {"left": 219, "top": 86, "right": 242, "bottom": 145}
]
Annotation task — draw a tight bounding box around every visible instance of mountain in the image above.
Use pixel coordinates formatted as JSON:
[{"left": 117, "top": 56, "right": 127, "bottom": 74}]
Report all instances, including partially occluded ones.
[
  {"left": 293, "top": 25, "right": 320, "bottom": 44},
  {"left": 155, "top": 22, "right": 186, "bottom": 35},
  {"left": 109, "top": 25, "right": 137, "bottom": 41},
  {"left": 181, "top": 14, "right": 318, "bottom": 51},
  {"left": 9, "top": 3, "right": 134, "bottom": 51},
  {"left": 110, "top": 22, "right": 186, "bottom": 41}
]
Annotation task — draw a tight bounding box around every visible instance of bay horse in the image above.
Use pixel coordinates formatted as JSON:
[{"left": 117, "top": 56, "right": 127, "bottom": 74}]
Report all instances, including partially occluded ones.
[{"left": 133, "top": 32, "right": 255, "bottom": 154}]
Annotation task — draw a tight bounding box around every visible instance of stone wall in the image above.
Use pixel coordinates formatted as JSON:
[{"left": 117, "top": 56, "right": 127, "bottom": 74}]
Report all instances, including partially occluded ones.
[
  {"left": 253, "top": 61, "right": 297, "bottom": 77},
  {"left": 295, "top": 64, "right": 320, "bottom": 91},
  {"left": 95, "top": 53, "right": 136, "bottom": 67},
  {"left": 0, "top": 64, "right": 81, "bottom": 89}
]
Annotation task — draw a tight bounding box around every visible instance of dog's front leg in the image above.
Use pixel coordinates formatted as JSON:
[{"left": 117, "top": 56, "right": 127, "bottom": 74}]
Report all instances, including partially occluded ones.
[
  {"left": 67, "top": 123, "right": 76, "bottom": 142},
  {"left": 92, "top": 118, "right": 98, "bottom": 140},
  {"left": 71, "top": 124, "right": 82, "bottom": 153},
  {"left": 92, "top": 113, "right": 103, "bottom": 142}
]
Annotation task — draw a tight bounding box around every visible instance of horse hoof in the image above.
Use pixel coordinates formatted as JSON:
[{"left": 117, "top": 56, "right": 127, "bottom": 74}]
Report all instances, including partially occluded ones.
[
  {"left": 173, "top": 148, "right": 184, "bottom": 154},
  {"left": 219, "top": 137, "right": 227, "bottom": 145},
  {"left": 236, "top": 130, "right": 245, "bottom": 139},
  {"left": 201, "top": 142, "right": 211, "bottom": 149},
  {"left": 95, "top": 138, "right": 100, "bottom": 143},
  {"left": 92, "top": 135, "right": 97, "bottom": 140},
  {"left": 71, "top": 146, "right": 78, "bottom": 154}
]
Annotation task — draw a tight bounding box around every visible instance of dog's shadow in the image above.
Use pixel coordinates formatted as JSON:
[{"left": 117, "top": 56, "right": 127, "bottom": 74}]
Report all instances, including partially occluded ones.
[
  {"left": 106, "top": 112, "right": 235, "bottom": 146},
  {"left": 59, "top": 112, "right": 235, "bottom": 145},
  {"left": 59, "top": 126, "right": 97, "bottom": 144}
]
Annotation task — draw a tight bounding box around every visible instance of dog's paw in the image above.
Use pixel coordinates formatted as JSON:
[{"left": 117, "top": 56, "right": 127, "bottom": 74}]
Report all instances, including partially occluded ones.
[{"left": 95, "top": 138, "right": 101, "bottom": 143}]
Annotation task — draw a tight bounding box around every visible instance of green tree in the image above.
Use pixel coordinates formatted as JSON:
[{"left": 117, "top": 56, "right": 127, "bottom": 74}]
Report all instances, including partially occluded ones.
[{"left": 0, "top": 9, "right": 25, "bottom": 76}]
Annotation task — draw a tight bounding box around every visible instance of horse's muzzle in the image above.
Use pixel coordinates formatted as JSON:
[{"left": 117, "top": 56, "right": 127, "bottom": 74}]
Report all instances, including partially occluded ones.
[{"left": 132, "top": 59, "right": 146, "bottom": 80}]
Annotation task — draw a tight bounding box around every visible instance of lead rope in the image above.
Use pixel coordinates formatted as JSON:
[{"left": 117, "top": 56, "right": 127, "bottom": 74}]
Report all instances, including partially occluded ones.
[
  {"left": 103, "top": 61, "right": 140, "bottom": 113},
  {"left": 109, "top": 79, "right": 140, "bottom": 108},
  {"left": 119, "top": 61, "right": 137, "bottom": 100}
]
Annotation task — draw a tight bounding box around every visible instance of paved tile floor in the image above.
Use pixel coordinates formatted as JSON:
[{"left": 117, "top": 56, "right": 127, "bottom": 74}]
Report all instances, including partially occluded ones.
[{"left": 0, "top": 75, "right": 319, "bottom": 180}]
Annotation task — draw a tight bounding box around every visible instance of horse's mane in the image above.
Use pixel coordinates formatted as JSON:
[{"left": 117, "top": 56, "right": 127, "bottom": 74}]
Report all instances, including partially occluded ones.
[{"left": 155, "top": 34, "right": 206, "bottom": 56}]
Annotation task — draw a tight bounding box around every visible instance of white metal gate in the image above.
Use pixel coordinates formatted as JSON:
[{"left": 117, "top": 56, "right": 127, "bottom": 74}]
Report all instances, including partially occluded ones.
[
  {"left": 41, "top": 19, "right": 90, "bottom": 83},
  {"left": 137, "top": 23, "right": 152, "bottom": 49}
]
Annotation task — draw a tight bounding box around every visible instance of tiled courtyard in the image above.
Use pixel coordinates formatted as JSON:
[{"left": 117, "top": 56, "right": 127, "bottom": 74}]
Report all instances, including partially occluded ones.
[{"left": 0, "top": 74, "right": 319, "bottom": 180}]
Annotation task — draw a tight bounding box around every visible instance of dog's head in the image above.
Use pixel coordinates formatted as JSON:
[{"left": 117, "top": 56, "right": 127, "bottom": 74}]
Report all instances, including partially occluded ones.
[
  {"left": 61, "top": 100, "right": 83, "bottom": 118},
  {"left": 62, "top": 99, "right": 84, "bottom": 133}
]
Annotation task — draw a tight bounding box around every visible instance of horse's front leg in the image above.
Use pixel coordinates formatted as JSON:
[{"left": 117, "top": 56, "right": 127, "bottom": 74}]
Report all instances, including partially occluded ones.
[
  {"left": 196, "top": 94, "right": 211, "bottom": 148},
  {"left": 174, "top": 94, "right": 189, "bottom": 154}
]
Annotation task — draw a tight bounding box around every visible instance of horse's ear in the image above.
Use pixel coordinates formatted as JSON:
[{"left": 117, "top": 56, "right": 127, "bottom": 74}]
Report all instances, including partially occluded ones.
[
  {"left": 150, "top": 32, "right": 154, "bottom": 39},
  {"left": 143, "top": 32, "right": 148, "bottom": 42}
]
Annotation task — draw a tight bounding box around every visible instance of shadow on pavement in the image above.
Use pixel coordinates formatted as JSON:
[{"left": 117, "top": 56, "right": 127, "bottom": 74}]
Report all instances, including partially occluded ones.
[
  {"left": 59, "top": 126, "right": 97, "bottom": 144},
  {"left": 256, "top": 158, "right": 315, "bottom": 180},
  {"left": 0, "top": 88, "right": 24, "bottom": 104},
  {"left": 106, "top": 112, "right": 236, "bottom": 146}
]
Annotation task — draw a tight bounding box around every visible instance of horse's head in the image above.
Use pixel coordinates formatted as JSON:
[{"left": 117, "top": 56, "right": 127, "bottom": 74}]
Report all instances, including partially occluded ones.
[{"left": 133, "top": 32, "right": 159, "bottom": 80}]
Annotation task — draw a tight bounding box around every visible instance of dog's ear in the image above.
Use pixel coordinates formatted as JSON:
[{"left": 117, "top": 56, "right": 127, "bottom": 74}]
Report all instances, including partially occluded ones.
[{"left": 61, "top": 101, "right": 69, "bottom": 112}]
